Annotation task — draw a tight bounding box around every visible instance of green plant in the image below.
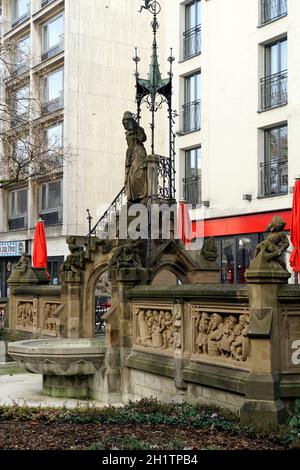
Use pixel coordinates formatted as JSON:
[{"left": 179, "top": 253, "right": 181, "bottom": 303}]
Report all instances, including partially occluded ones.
[{"left": 287, "top": 399, "right": 300, "bottom": 429}]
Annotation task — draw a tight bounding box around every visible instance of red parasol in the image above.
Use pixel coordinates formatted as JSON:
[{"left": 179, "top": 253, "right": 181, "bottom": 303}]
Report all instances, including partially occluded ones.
[
  {"left": 290, "top": 179, "right": 300, "bottom": 274},
  {"left": 177, "top": 200, "right": 192, "bottom": 247},
  {"left": 32, "top": 218, "right": 48, "bottom": 269}
]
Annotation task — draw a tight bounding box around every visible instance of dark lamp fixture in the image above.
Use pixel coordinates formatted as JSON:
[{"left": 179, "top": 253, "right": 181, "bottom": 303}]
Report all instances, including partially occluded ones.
[{"left": 243, "top": 194, "right": 252, "bottom": 202}]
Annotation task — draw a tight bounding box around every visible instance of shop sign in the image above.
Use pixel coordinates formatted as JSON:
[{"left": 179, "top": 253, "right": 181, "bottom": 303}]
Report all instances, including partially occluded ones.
[{"left": 0, "top": 241, "right": 26, "bottom": 257}]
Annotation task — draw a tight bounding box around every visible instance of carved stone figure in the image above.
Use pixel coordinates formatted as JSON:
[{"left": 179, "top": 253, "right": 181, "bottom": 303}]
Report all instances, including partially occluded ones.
[
  {"left": 217, "top": 315, "right": 238, "bottom": 357},
  {"left": 195, "top": 312, "right": 209, "bottom": 354},
  {"left": 109, "top": 240, "right": 143, "bottom": 274},
  {"left": 122, "top": 111, "right": 148, "bottom": 204},
  {"left": 230, "top": 314, "right": 250, "bottom": 361},
  {"left": 253, "top": 216, "right": 289, "bottom": 269},
  {"left": 15, "top": 252, "right": 30, "bottom": 274},
  {"left": 60, "top": 237, "right": 85, "bottom": 274},
  {"left": 44, "top": 303, "right": 59, "bottom": 333},
  {"left": 137, "top": 309, "right": 152, "bottom": 346},
  {"left": 201, "top": 238, "right": 218, "bottom": 262}
]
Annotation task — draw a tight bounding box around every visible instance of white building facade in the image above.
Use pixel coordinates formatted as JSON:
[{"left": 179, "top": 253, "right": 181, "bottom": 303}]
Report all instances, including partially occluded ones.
[
  {"left": 0, "top": 0, "right": 164, "bottom": 297},
  {"left": 167, "top": 0, "right": 298, "bottom": 283}
]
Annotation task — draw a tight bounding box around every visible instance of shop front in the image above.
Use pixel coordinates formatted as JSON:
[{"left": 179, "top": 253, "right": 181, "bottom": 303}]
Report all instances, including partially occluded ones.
[
  {"left": 0, "top": 240, "right": 27, "bottom": 298},
  {"left": 193, "top": 209, "right": 294, "bottom": 284}
]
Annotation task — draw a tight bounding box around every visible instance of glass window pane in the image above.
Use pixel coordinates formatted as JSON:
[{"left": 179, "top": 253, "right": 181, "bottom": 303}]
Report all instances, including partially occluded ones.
[
  {"left": 237, "top": 236, "right": 257, "bottom": 283},
  {"left": 14, "top": 0, "right": 28, "bottom": 19},
  {"left": 17, "top": 189, "right": 27, "bottom": 214},
  {"left": 44, "top": 15, "right": 64, "bottom": 51},
  {"left": 15, "top": 86, "right": 30, "bottom": 115},
  {"left": 48, "top": 181, "right": 61, "bottom": 209},
  {"left": 46, "top": 123, "right": 63, "bottom": 149},
  {"left": 280, "top": 39, "right": 288, "bottom": 71},
  {"left": 41, "top": 185, "right": 47, "bottom": 210},
  {"left": 46, "top": 69, "right": 63, "bottom": 101},
  {"left": 221, "top": 239, "right": 235, "bottom": 284}
]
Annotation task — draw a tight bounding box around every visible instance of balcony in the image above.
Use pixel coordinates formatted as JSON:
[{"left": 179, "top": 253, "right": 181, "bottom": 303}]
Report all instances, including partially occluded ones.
[
  {"left": 42, "top": 34, "right": 64, "bottom": 61},
  {"left": 259, "top": 158, "right": 288, "bottom": 197},
  {"left": 261, "top": 0, "right": 287, "bottom": 25},
  {"left": 260, "top": 70, "right": 287, "bottom": 111},
  {"left": 183, "top": 176, "right": 202, "bottom": 206},
  {"left": 182, "top": 100, "right": 201, "bottom": 133},
  {"left": 183, "top": 25, "right": 201, "bottom": 60}
]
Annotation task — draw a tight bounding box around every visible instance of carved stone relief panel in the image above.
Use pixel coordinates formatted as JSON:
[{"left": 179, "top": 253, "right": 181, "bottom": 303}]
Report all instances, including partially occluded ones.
[
  {"left": 282, "top": 310, "right": 300, "bottom": 372},
  {"left": 16, "top": 300, "right": 37, "bottom": 331},
  {"left": 133, "top": 303, "right": 182, "bottom": 354},
  {"left": 191, "top": 305, "right": 250, "bottom": 363},
  {"left": 43, "top": 302, "right": 61, "bottom": 336}
]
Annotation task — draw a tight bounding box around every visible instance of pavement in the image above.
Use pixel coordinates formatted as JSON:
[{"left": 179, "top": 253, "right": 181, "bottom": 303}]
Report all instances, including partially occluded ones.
[{"left": 0, "top": 368, "right": 111, "bottom": 408}]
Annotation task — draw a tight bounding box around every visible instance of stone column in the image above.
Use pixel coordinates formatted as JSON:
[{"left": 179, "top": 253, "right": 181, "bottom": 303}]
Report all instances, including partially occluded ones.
[
  {"left": 61, "top": 272, "right": 82, "bottom": 338},
  {"left": 96, "top": 267, "right": 147, "bottom": 403},
  {"left": 241, "top": 265, "right": 290, "bottom": 426},
  {"left": 147, "top": 154, "right": 159, "bottom": 201}
]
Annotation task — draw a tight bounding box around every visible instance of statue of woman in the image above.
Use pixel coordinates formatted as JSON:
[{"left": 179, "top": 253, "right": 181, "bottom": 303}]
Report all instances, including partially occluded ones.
[{"left": 122, "top": 112, "right": 148, "bottom": 204}]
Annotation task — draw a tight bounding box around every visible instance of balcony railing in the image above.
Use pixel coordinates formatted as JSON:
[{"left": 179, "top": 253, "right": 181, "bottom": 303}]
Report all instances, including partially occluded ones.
[
  {"left": 41, "top": 0, "right": 56, "bottom": 7},
  {"left": 260, "top": 158, "right": 288, "bottom": 196},
  {"left": 42, "top": 95, "right": 64, "bottom": 115},
  {"left": 183, "top": 175, "right": 202, "bottom": 206},
  {"left": 41, "top": 209, "right": 62, "bottom": 226},
  {"left": 261, "top": 0, "right": 287, "bottom": 25},
  {"left": 183, "top": 25, "right": 201, "bottom": 60},
  {"left": 8, "top": 216, "right": 27, "bottom": 230},
  {"left": 260, "top": 70, "right": 287, "bottom": 110},
  {"left": 182, "top": 100, "right": 201, "bottom": 133}
]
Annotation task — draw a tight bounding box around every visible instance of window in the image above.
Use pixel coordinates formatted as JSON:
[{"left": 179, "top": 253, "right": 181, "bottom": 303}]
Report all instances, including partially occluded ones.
[
  {"left": 43, "top": 68, "right": 64, "bottom": 114},
  {"left": 40, "top": 180, "right": 63, "bottom": 225},
  {"left": 184, "top": 0, "right": 201, "bottom": 59},
  {"left": 44, "top": 122, "right": 63, "bottom": 165},
  {"left": 183, "top": 147, "right": 202, "bottom": 205},
  {"left": 44, "top": 122, "right": 63, "bottom": 150},
  {"left": 260, "top": 124, "right": 288, "bottom": 196},
  {"left": 261, "top": 38, "right": 287, "bottom": 110},
  {"left": 13, "top": 0, "right": 30, "bottom": 26},
  {"left": 9, "top": 188, "right": 28, "bottom": 229},
  {"left": 47, "top": 256, "right": 64, "bottom": 285},
  {"left": 12, "top": 36, "right": 30, "bottom": 77},
  {"left": 15, "top": 138, "right": 29, "bottom": 162},
  {"left": 42, "top": 14, "right": 64, "bottom": 60},
  {"left": 215, "top": 235, "right": 259, "bottom": 284},
  {"left": 183, "top": 72, "right": 201, "bottom": 132},
  {"left": 12, "top": 85, "right": 30, "bottom": 125},
  {"left": 261, "top": 0, "right": 287, "bottom": 25}
]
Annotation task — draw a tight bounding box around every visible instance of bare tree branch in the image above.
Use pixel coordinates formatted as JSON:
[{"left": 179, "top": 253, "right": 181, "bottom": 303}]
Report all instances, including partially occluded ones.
[{"left": 0, "top": 38, "right": 71, "bottom": 190}]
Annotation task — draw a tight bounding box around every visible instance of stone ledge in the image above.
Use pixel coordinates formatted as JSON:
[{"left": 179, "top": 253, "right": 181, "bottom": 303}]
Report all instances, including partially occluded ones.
[
  {"left": 125, "top": 352, "right": 175, "bottom": 379},
  {"left": 182, "top": 361, "right": 248, "bottom": 395},
  {"left": 280, "top": 374, "right": 300, "bottom": 397}
]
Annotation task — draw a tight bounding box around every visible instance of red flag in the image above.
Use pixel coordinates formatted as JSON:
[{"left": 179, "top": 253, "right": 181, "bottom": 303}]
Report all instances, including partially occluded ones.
[
  {"left": 33, "top": 219, "right": 48, "bottom": 269},
  {"left": 177, "top": 200, "right": 192, "bottom": 247},
  {"left": 290, "top": 180, "right": 300, "bottom": 273}
]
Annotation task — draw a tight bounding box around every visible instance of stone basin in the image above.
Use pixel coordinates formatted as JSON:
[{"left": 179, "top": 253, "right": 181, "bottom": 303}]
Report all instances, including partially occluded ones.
[{"left": 8, "top": 338, "right": 106, "bottom": 377}]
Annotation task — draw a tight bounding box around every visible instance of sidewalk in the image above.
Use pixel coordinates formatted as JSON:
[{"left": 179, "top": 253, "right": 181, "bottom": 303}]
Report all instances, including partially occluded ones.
[{"left": 0, "top": 370, "right": 109, "bottom": 408}]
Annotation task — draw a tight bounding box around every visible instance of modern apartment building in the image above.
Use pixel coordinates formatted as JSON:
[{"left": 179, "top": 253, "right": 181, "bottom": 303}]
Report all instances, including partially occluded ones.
[
  {"left": 167, "top": 0, "right": 298, "bottom": 283},
  {"left": 0, "top": 0, "right": 163, "bottom": 297}
]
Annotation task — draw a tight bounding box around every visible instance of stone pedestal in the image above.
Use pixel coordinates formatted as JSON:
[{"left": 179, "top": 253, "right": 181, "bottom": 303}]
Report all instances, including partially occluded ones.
[{"left": 241, "top": 266, "right": 290, "bottom": 426}]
